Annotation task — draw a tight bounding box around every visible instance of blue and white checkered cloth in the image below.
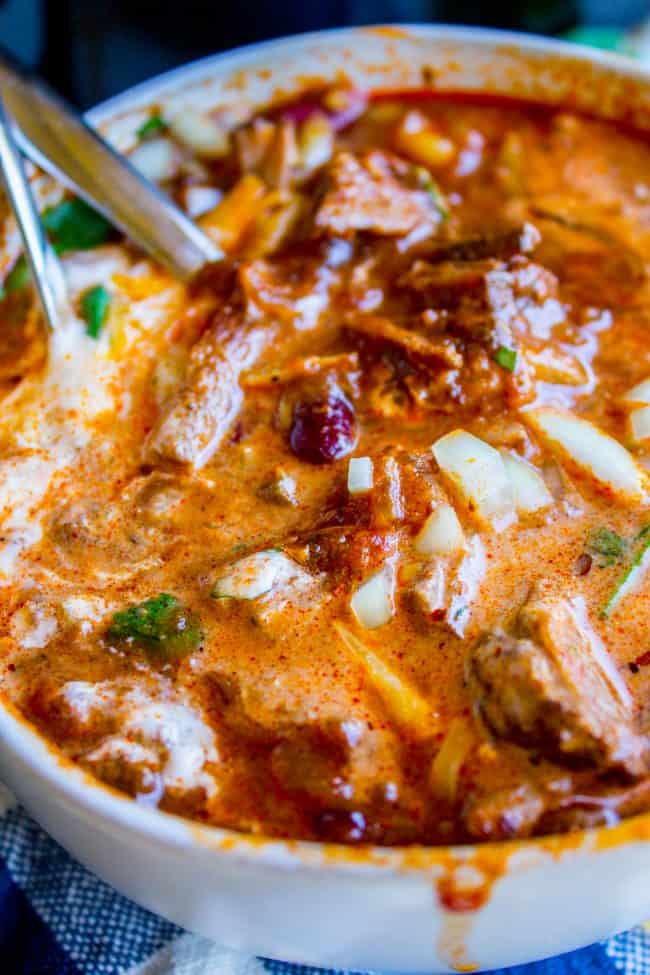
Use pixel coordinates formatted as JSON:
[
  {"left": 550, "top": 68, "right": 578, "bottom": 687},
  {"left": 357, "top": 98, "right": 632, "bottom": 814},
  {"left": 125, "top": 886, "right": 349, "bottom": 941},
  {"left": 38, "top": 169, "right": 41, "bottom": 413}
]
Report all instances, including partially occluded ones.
[{"left": 1, "top": 783, "right": 649, "bottom": 975}]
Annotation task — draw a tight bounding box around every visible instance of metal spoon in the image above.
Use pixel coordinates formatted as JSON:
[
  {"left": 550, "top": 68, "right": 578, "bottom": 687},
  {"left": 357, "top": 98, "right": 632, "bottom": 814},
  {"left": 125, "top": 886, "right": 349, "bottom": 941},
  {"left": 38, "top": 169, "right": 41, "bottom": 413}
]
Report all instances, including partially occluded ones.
[
  {"left": 0, "top": 93, "right": 69, "bottom": 332},
  {"left": 0, "top": 51, "right": 222, "bottom": 282}
]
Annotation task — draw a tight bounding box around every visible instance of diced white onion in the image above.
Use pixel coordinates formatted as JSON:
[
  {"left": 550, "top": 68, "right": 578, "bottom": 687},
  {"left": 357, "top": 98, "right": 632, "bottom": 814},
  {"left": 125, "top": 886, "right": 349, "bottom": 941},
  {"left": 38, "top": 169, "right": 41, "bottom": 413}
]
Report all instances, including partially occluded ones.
[
  {"left": 432, "top": 430, "right": 516, "bottom": 530},
  {"left": 351, "top": 563, "right": 395, "bottom": 629},
  {"left": 415, "top": 503, "right": 465, "bottom": 556},
  {"left": 168, "top": 110, "right": 230, "bottom": 158},
  {"left": 500, "top": 450, "right": 553, "bottom": 513},
  {"left": 129, "top": 137, "right": 181, "bottom": 182},
  {"left": 180, "top": 185, "right": 223, "bottom": 218},
  {"left": 347, "top": 456, "right": 374, "bottom": 495},
  {"left": 213, "top": 550, "right": 298, "bottom": 600},
  {"left": 630, "top": 405, "right": 650, "bottom": 442},
  {"left": 623, "top": 377, "right": 650, "bottom": 407},
  {"left": 526, "top": 407, "right": 647, "bottom": 503}
]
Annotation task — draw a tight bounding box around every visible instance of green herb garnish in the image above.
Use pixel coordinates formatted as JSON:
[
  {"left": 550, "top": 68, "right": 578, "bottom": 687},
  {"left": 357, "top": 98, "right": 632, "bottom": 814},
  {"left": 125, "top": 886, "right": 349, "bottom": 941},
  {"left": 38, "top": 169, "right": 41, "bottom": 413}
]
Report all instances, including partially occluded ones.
[
  {"left": 107, "top": 593, "right": 202, "bottom": 661},
  {"left": 413, "top": 166, "right": 449, "bottom": 221},
  {"left": 81, "top": 284, "right": 111, "bottom": 339},
  {"left": 42, "top": 198, "right": 113, "bottom": 255},
  {"left": 1, "top": 200, "right": 112, "bottom": 298},
  {"left": 587, "top": 527, "right": 627, "bottom": 567},
  {"left": 137, "top": 114, "right": 168, "bottom": 140},
  {"left": 494, "top": 345, "right": 517, "bottom": 372},
  {"left": 1, "top": 255, "right": 31, "bottom": 299},
  {"left": 601, "top": 534, "right": 650, "bottom": 619}
]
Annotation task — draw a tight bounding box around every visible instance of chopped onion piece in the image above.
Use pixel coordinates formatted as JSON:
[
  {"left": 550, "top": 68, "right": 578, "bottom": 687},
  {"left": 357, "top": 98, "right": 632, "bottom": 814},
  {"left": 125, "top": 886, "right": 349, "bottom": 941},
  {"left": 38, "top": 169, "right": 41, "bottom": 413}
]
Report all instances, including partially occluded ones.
[
  {"left": 526, "top": 407, "right": 648, "bottom": 504},
  {"left": 500, "top": 450, "right": 553, "bottom": 513},
  {"left": 432, "top": 430, "right": 516, "bottom": 531},
  {"left": 630, "top": 406, "right": 650, "bottom": 442},
  {"left": 350, "top": 563, "right": 394, "bottom": 629},
  {"left": 180, "top": 185, "right": 222, "bottom": 219},
  {"left": 415, "top": 503, "right": 465, "bottom": 556},
  {"left": 168, "top": 109, "right": 230, "bottom": 158},
  {"left": 129, "top": 137, "right": 181, "bottom": 182},
  {"left": 334, "top": 621, "right": 430, "bottom": 734},
  {"left": 212, "top": 550, "right": 299, "bottom": 600},
  {"left": 347, "top": 456, "right": 374, "bottom": 495},
  {"left": 623, "top": 377, "right": 650, "bottom": 407}
]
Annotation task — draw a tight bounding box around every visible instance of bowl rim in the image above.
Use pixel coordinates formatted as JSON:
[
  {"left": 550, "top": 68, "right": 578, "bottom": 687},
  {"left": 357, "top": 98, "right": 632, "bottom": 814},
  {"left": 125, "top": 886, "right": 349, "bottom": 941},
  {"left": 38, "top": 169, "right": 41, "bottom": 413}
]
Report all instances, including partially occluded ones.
[
  {"left": 87, "top": 22, "right": 650, "bottom": 122},
  {"left": 4, "top": 22, "right": 650, "bottom": 876}
]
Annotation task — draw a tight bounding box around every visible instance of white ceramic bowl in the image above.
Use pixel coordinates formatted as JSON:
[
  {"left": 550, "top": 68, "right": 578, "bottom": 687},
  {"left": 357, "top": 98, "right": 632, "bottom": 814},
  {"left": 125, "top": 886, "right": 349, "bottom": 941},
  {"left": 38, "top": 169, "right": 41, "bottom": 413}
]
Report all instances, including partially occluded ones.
[{"left": 3, "top": 26, "right": 650, "bottom": 973}]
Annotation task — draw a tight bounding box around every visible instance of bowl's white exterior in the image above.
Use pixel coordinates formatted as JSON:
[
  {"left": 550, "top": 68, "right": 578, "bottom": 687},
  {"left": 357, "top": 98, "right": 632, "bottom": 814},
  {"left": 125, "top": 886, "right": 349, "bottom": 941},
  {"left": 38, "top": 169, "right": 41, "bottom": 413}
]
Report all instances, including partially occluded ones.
[{"left": 3, "top": 26, "right": 650, "bottom": 972}]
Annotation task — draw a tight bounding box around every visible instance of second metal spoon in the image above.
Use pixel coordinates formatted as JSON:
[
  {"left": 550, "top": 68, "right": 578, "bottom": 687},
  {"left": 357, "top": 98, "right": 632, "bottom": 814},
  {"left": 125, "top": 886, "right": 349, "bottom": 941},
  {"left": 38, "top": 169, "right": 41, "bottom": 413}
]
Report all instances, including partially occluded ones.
[
  {"left": 0, "top": 93, "right": 68, "bottom": 332},
  {"left": 0, "top": 51, "right": 223, "bottom": 283}
]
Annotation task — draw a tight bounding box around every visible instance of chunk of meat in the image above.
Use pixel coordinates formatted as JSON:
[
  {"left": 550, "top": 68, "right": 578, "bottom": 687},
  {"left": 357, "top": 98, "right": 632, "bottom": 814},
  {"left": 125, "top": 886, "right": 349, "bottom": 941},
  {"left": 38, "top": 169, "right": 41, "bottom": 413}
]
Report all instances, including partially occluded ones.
[
  {"left": 239, "top": 255, "right": 336, "bottom": 330},
  {"left": 400, "top": 256, "right": 560, "bottom": 348},
  {"left": 538, "top": 778, "right": 650, "bottom": 834},
  {"left": 243, "top": 352, "right": 359, "bottom": 389},
  {"left": 467, "top": 596, "right": 648, "bottom": 777},
  {"left": 274, "top": 725, "right": 423, "bottom": 843},
  {"left": 149, "top": 254, "right": 342, "bottom": 467},
  {"left": 529, "top": 206, "right": 646, "bottom": 307},
  {"left": 204, "top": 670, "right": 404, "bottom": 811},
  {"left": 462, "top": 782, "right": 545, "bottom": 841},
  {"left": 26, "top": 679, "right": 117, "bottom": 743},
  {"left": 426, "top": 222, "right": 541, "bottom": 264},
  {"left": 315, "top": 150, "right": 441, "bottom": 237},
  {"left": 146, "top": 308, "right": 272, "bottom": 467},
  {"left": 345, "top": 313, "right": 463, "bottom": 369},
  {"left": 288, "top": 527, "right": 398, "bottom": 585}
]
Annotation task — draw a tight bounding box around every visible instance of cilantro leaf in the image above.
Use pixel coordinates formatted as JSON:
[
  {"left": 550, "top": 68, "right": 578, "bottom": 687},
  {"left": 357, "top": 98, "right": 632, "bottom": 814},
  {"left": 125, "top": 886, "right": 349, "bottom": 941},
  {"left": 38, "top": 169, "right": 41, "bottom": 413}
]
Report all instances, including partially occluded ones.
[
  {"left": 137, "top": 114, "right": 168, "bottom": 140},
  {"left": 107, "top": 593, "right": 202, "bottom": 661},
  {"left": 494, "top": 345, "right": 517, "bottom": 372},
  {"left": 3, "top": 255, "right": 30, "bottom": 296},
  {"left": 42, "top": 198, "right": 113, "bottom": 254},
  {"left": 588, "top": 527, "right": 627, "bottom": 567},
  {"left": 81, "top": 284, "right": 111, "bottom": 339}
]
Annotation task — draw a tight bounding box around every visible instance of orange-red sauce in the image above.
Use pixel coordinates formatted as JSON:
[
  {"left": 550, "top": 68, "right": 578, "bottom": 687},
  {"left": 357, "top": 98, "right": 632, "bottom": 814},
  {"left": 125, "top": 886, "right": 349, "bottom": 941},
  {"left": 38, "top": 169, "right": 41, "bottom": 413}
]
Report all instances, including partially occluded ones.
[{"left": 2, "top": 89, "right": 650, "bottom": 845}]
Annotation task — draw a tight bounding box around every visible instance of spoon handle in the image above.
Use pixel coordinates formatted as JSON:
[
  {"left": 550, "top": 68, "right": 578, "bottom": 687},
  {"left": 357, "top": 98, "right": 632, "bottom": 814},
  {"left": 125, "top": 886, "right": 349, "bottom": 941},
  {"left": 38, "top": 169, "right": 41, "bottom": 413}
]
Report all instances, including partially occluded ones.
[
  {"left": 0, "top": 94, "right": 68, "bottom": 332},
  {"left": 0, "top": 55, "right": 222, "bottom": 282}
]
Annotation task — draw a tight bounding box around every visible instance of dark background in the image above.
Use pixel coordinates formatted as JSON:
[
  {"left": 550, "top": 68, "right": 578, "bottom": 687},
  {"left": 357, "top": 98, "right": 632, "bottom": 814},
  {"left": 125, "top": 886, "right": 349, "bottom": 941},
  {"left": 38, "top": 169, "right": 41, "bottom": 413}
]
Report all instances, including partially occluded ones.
[{"left": 0, "top": 0, "right": 648, "bottom": 107}]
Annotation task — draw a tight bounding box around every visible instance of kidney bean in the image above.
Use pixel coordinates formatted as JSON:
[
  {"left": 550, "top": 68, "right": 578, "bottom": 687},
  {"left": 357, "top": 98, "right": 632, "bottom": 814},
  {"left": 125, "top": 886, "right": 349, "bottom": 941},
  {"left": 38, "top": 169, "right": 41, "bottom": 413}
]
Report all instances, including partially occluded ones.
[{"left": 289, "top": 392, "right": 357, "bottom": 464}]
